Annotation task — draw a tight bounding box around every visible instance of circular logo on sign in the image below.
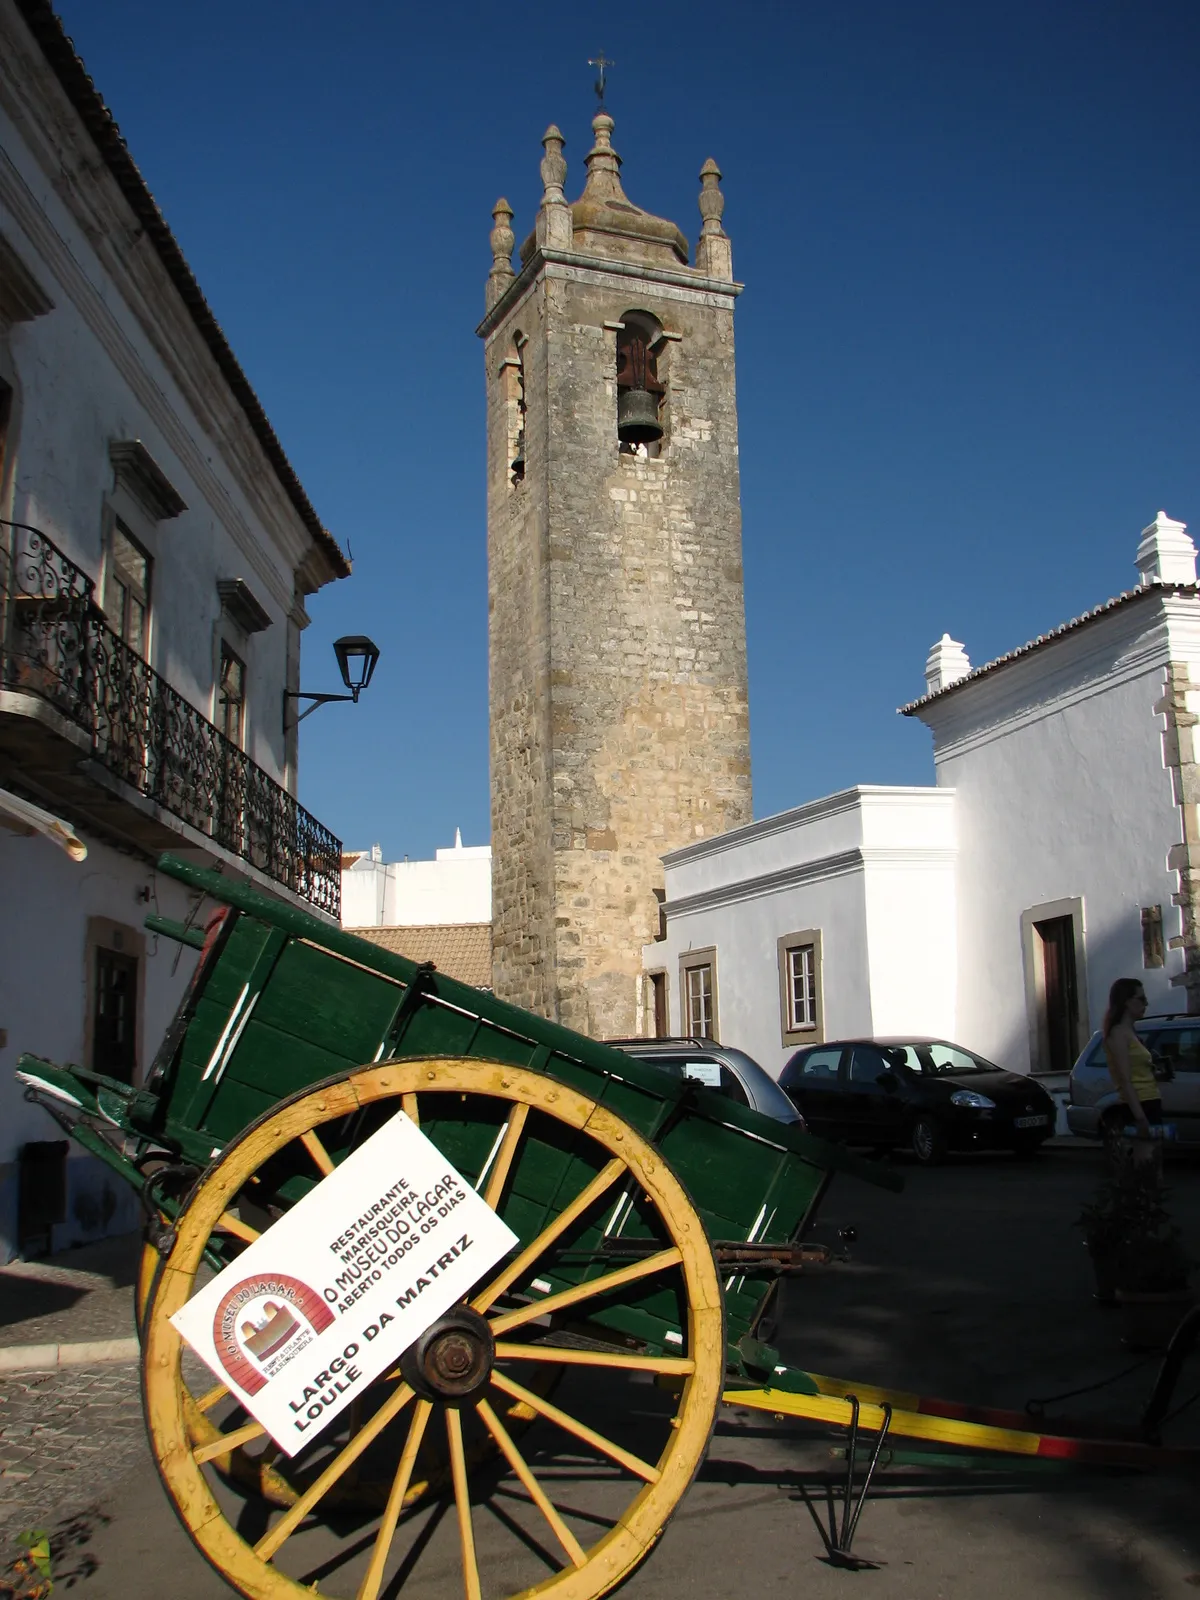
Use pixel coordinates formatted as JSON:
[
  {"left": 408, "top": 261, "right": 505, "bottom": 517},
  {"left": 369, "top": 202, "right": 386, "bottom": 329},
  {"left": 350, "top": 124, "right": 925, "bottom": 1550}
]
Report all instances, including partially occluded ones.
[{"left": 212, "top": 1274, "right": 335, "bottom": 1395}]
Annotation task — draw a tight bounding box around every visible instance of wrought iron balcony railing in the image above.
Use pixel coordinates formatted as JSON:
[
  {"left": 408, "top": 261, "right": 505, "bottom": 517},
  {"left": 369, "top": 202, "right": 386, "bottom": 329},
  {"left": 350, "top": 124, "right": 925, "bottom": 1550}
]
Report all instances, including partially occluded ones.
[{"left": 0, "top": 520, "right": 342, "bottom": 918}]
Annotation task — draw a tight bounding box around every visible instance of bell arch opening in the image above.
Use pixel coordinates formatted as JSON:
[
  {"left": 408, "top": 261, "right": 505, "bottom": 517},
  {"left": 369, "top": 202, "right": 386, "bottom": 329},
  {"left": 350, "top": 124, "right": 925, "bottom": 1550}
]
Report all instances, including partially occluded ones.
[
  {"left": 498, "top": 332, "right": 526, "bottom": 487},
  {"left": 616, "top": 310, "right": 666, "bottom": 458}
]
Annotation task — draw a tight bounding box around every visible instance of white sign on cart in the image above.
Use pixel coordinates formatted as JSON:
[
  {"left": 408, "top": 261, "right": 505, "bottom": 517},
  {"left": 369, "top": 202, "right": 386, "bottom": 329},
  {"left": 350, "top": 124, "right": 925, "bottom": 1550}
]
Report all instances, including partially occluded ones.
[{"left": 171, "top": 1112, "right": 518, "bottom": 1454}]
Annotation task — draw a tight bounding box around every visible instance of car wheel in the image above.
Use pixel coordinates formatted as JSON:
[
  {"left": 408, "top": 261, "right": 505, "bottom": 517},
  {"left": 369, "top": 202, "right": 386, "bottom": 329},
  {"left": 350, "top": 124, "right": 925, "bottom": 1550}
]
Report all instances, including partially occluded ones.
[{"left": 910, "top": 1115, "right": 946, "bottom": 1166}]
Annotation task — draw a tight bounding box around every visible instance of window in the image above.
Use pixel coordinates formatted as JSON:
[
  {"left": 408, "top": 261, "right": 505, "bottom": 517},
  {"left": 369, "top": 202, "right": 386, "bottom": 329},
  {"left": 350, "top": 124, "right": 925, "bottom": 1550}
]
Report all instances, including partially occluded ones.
[
  {"left": 778, "top": 929, "right": 824, "bottom": 1046},
  {"left": 680, "top": 948, "right": 718, "bottom": 1040},
  {"left": 849, "top": 1046, "right": 893, "bottom": 1085},
  {"left": 781, "top": 1047, "right": 840, "bottom": 1087},
  {"left": 217, "top": 643, "right": 246, "bottom": 747},
  {"left": 923, "top": 1044, "right": 990, "bottom": 1075},
  {"left": 1142, "top": 905, "right": 1165, "bottom": 969},
  {"left": 105, "top": 520, "right": 151, "bottom": 655},
  {"left": 91, "top": 945, "right": 138, "bottom": 1082},
  {"left": 1147, "top": 1028, "right": 1200, "bottom": 1074},
  {"left": 787, "top": 945, "right": 817, "bottom": 1030}
]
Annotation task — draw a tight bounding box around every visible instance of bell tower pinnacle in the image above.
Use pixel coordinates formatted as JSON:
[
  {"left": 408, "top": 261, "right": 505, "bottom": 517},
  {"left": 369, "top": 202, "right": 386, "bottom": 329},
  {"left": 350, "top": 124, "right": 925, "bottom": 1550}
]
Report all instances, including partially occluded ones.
[{"left": 478, "top": 115, "right": 752, "bottom": 1038}]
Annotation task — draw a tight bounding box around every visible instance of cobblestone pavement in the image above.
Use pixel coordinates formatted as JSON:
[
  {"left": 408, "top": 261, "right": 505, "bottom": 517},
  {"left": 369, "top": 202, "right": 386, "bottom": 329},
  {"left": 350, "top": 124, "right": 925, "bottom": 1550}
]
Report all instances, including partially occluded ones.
[
  {"left": 0, "top": 1361, "right": 146, "bottom": 1550},
  {"left": 0, "top": 1231, "right": 141, "bottom": 1349}
]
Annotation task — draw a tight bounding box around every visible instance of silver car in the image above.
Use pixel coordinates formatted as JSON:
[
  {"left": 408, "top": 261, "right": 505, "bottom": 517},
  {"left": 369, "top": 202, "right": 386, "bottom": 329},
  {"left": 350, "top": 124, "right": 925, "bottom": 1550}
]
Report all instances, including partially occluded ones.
[
  {"left": 1067, "top": 1016, "right": 1200, "bottom": 1141},
  {"left": 607, "top": 1037, "right": 805, "bottom": 1127}
]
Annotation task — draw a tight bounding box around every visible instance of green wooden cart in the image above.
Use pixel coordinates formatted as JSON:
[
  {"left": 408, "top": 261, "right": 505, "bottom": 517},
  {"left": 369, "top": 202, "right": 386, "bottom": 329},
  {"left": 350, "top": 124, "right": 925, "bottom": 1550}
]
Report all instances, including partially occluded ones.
[{"left": 17, "top": 852, "right": 899, "bottom": 1600}]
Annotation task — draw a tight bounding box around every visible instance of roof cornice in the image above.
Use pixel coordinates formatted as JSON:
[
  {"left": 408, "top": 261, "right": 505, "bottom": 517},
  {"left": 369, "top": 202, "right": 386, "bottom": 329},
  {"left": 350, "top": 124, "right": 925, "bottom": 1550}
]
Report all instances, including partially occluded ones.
[
  {"left": 476, "top": 244, "right": 743, "bottom": 340},
  {"left": 900, "top": 582, "right": 1199, "bottom": 717},
  {"left": 11, "top": 0, "right": 349, "bottom": 582}
]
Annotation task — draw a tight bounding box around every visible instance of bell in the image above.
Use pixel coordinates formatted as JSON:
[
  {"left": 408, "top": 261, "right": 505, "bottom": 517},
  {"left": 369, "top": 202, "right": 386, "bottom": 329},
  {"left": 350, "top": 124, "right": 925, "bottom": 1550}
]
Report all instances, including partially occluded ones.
[{"left": 617, "top": 388, "right": 663, "bottom": 446}]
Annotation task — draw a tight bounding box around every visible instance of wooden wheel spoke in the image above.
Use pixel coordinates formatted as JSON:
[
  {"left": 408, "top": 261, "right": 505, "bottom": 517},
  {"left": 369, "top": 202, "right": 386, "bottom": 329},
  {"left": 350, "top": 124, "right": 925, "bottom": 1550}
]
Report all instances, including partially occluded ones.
[
  {"left": 193, "top": 1417, "right": 266, "bottom": 1464},
  {"left": 490, "top": 1369, "right": 661, "bottom": 1483},
  {"left": 476, "top": 1396, "right": 587, "bottom": 1569},
  {"left": 254, "top": 1383, "right": 416, "bottom": 1562},
  {"left": 300, "top": 1128, "right": 335, "bottom": 1177},
  {"left": 493, "top": 1341, "right": 695, "bottom": 1377},
  {"left": 482, "top": 1101, "right": 528, "bottom": 1211},
  {"left": 472, "top": 1157, "right": 626, "bottom": 1315},
  {"left": 488, "top": 1247, "right": 683, "bottom": 1337},
  {"left": 446, "top": 1407, "right": 482, "bottom": 1600},
  {"left": 401, "top": 1092, "right": 419, "bottom": 1126},
  {"left": 356, "top": 1399, "right": 433, "bottom": 1600},
  {"left": 215, "top": 1210, "right": 259, "bottom": 1243},
  {"left": 194, "top": 1380, "right": 230, "bottom": 1413}
]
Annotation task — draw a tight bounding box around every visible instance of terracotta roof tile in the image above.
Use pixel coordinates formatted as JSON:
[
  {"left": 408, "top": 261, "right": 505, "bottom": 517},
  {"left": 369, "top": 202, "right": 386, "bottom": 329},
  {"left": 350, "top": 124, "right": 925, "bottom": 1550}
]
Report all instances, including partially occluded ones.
[{"left": 348, "top": 924, "right": 493, "bottom": 989}]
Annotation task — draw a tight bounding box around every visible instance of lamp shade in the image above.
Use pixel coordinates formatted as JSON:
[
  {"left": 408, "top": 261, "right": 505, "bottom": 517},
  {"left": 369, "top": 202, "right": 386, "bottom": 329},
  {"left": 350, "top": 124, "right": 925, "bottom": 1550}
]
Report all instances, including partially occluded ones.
[{"left": 333, "top": 635, "right": 380, "bottom": 696}]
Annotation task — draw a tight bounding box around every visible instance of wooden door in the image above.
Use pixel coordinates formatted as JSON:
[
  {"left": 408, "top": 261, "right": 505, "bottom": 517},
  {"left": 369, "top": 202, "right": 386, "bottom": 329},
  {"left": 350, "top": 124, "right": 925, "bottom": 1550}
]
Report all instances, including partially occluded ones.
[{"left": 1037, "top": 915, "right": 1079, "bottom": 1074}]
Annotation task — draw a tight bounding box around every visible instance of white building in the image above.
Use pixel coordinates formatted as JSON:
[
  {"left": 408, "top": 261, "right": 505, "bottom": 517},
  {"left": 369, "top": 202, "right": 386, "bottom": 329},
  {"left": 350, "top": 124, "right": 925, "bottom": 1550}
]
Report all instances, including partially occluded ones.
[
  {"left": 341, "top": 833, "right": 493, "bottom": 988},
  {"left": 645, "top": 512, "right": 1198, "bottom": 1085},
  {"left": 342, "top": 831, "right": 492, "bottom": 927},
  {"left": 0, "top": 2, "right": 348, "bottom": 1258}
]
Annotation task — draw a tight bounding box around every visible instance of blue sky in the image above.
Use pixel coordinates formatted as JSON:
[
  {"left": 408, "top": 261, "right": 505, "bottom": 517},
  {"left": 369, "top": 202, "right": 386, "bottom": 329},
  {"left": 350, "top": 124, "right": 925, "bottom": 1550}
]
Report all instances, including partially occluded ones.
[{"left": 55, "top": 0, "right": 1199, "bottom": 860}]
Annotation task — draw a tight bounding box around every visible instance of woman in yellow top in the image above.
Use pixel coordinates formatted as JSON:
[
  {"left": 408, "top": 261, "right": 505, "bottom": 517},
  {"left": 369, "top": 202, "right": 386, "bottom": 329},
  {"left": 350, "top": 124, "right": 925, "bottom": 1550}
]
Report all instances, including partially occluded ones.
[{"left": 1102, "top": 977, "right": 1158, "bottom": 1137}]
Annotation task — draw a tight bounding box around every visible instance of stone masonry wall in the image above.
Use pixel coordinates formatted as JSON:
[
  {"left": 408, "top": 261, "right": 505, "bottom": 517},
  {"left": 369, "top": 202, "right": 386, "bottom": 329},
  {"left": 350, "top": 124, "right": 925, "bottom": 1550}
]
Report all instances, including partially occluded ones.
[
  {"left": 486, "top": 260, "right": 752, "bottom": 1036},
  {"left": 1159, "top": 660, "right": 1200, "bottom": 1012}
]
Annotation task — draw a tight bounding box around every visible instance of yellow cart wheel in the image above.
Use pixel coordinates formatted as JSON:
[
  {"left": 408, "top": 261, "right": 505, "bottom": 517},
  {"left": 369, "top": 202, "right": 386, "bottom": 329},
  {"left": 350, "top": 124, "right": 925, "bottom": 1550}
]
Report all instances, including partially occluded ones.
[{"left": 142, "top": 1057, "right": 724, "bottom": 1600}]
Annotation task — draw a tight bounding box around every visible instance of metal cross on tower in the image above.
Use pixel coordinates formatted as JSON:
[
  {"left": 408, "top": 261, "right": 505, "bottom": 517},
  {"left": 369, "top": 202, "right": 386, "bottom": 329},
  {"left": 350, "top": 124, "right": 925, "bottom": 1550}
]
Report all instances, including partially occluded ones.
[{"left": 588, "top": 52, "right": 614, "bottom": 109}]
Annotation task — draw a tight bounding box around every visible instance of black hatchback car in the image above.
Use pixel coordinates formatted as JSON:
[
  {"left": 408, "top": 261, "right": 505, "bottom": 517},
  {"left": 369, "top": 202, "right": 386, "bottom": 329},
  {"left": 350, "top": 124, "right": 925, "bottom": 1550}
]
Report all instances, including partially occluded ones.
[{"left": 779, "top": 1038, "right": 1057, "bottom": 1164}]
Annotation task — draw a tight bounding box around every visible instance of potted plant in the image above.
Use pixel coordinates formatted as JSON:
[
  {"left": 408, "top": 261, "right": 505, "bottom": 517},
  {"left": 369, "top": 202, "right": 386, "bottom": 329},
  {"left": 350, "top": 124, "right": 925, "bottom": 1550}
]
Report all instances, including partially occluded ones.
[
  {"left": 1077, "top": 1172, "right": 1127, "bottom": 1306},
  {"left": 1078, "top": 1149, "right": 1193, "bottom": 1344},
  {"left": 1114, "top": 1220, "right": 1193, "bottom": 1351}
]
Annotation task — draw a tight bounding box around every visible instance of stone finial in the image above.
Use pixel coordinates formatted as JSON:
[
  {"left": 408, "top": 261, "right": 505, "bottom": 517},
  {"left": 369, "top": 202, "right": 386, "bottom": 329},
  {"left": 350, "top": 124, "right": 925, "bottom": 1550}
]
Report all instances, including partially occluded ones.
[
  {"left": 1136, "top": 510, "right": 1196, "bottom": 587},
  {"left": 582, "top": 112, "right": 625, "bottom": 199},
  {"left": 924, "top": 633, "right": 971, "bottom": 696},
  {"left": 486, "top": 198, "right": 516, "bottom": 311},
  {"left": 695, "top": 158, "right": 732, "bottom": 281},
  {"left": 698, "top": 159, "right": 725, "bottom": 234},
  {"left": 536, "top": 125, "right": 573, "bottom": 251},
  {"left": 540, "top": 125, "right": 567, "bottom": 201}
]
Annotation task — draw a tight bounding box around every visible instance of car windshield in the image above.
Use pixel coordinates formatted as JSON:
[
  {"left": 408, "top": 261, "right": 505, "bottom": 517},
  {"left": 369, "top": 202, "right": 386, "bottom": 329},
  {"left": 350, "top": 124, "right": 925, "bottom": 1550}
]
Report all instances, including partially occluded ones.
[{"left": 900, "top": 1043, "right": 997, "bottom": 1075}]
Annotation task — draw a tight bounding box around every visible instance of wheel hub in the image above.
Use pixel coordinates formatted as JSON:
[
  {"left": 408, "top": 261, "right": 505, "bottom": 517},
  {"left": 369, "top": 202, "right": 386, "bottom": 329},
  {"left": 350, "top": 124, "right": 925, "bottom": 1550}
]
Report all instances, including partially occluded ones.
[{"left": 400, "top": 1306, "right": 495, "bottom": 1403}]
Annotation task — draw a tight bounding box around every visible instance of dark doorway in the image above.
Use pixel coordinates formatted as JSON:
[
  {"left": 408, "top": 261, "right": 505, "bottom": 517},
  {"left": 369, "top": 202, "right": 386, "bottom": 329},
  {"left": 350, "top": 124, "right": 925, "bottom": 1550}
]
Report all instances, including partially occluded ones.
[
  {"left": 92, "top": 946, "right": 138, "bottom": 1081},
  {"left": 1036, "top": 915, "right": 1079, "bottom": 1074},
  {"left": 649, "top": 971, "right": 668, "bottom": 1038}
]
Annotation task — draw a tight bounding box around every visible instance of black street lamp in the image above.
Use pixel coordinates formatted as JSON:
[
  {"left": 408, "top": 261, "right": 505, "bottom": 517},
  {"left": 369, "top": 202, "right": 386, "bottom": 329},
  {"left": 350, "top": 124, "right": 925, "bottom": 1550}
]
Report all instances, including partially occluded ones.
[{"left": 284, "top": 635, "right": 381, "bottom": 726}]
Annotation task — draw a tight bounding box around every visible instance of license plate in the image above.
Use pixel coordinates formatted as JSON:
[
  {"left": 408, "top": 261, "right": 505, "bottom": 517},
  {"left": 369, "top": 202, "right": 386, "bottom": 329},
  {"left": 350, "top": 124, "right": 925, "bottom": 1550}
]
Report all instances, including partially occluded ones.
[{"left": 1014, "top": 1114, "right": 1048, "bottom": 1129}]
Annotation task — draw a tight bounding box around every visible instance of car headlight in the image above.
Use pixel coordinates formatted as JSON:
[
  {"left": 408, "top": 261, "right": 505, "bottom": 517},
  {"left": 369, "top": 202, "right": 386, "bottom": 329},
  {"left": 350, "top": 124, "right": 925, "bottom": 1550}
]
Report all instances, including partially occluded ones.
[{"left": 950, "top": 1090, "right": 996, "bottom": 1109}]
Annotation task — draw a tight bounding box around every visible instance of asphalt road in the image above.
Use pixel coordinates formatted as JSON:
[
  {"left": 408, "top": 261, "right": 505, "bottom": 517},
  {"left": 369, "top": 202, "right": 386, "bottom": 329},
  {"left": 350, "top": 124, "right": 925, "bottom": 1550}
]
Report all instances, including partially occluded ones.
[{"left": 8, "top": 1143, "right": 1200, "bottom": 1598}]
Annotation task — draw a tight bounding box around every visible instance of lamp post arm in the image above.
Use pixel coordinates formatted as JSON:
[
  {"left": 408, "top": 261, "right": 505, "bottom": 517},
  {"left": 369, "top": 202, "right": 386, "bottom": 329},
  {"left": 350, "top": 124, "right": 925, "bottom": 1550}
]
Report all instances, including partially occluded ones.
[{"left": 282, "top": 689, "right": 357, "bottom": 728}]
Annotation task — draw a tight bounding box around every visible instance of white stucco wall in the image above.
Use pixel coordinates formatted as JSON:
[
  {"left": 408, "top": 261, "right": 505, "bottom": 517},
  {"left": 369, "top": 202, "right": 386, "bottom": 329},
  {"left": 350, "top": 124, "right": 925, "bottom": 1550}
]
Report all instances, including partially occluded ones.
[
  {"left": 0, "top": 827, "right": 198, "bottom": 1253},
  {"left": 647, "top": 787, "right": 957, "bottom": 1077},
  {"left": 0, "top": 16, "right": 343, "bottom": 1258},
  {"left": 342, "top": 837, "right": 492, "bottom": 928},
  {"left": 913, "top": 589, "right": 1197, "bottom": 1073}
]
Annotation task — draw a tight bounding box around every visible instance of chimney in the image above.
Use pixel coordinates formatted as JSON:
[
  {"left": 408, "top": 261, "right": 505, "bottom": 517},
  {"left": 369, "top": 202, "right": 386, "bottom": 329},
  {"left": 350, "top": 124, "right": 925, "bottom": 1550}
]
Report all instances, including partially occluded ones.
[
  {"left": 1136, "top": 510, "right": 1196, "bottom": 587},
  {"left": 924, "top": 633, "right": 971, "bottom": 696}
]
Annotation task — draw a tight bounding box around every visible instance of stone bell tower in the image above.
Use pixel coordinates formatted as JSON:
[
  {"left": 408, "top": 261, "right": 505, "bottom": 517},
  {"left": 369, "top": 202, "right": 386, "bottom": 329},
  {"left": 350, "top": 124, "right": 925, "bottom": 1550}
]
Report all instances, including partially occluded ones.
[{"left": 479, "top": 113, "right": 752, "bottom": 1038}]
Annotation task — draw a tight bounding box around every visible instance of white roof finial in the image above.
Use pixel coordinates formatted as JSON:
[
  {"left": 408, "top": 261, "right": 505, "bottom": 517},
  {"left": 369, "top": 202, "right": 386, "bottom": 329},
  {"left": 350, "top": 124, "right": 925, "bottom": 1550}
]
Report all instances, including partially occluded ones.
[
  {"left": 924, "top": 633, "right": 971, "bottom": 696},
  {"left": 1136, "top": 510, "right": 1195, "bottom": 587},
  {"left": 454, "top": 827, "right": 463, "bottom": 850}
]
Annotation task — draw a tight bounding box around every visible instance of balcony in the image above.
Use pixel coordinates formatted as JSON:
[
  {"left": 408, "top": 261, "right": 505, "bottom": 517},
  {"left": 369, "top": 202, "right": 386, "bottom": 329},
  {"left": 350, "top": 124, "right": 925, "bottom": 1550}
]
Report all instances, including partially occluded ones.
[{"left": 0, "top": 521, "right": 342, "bottom": 918}]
